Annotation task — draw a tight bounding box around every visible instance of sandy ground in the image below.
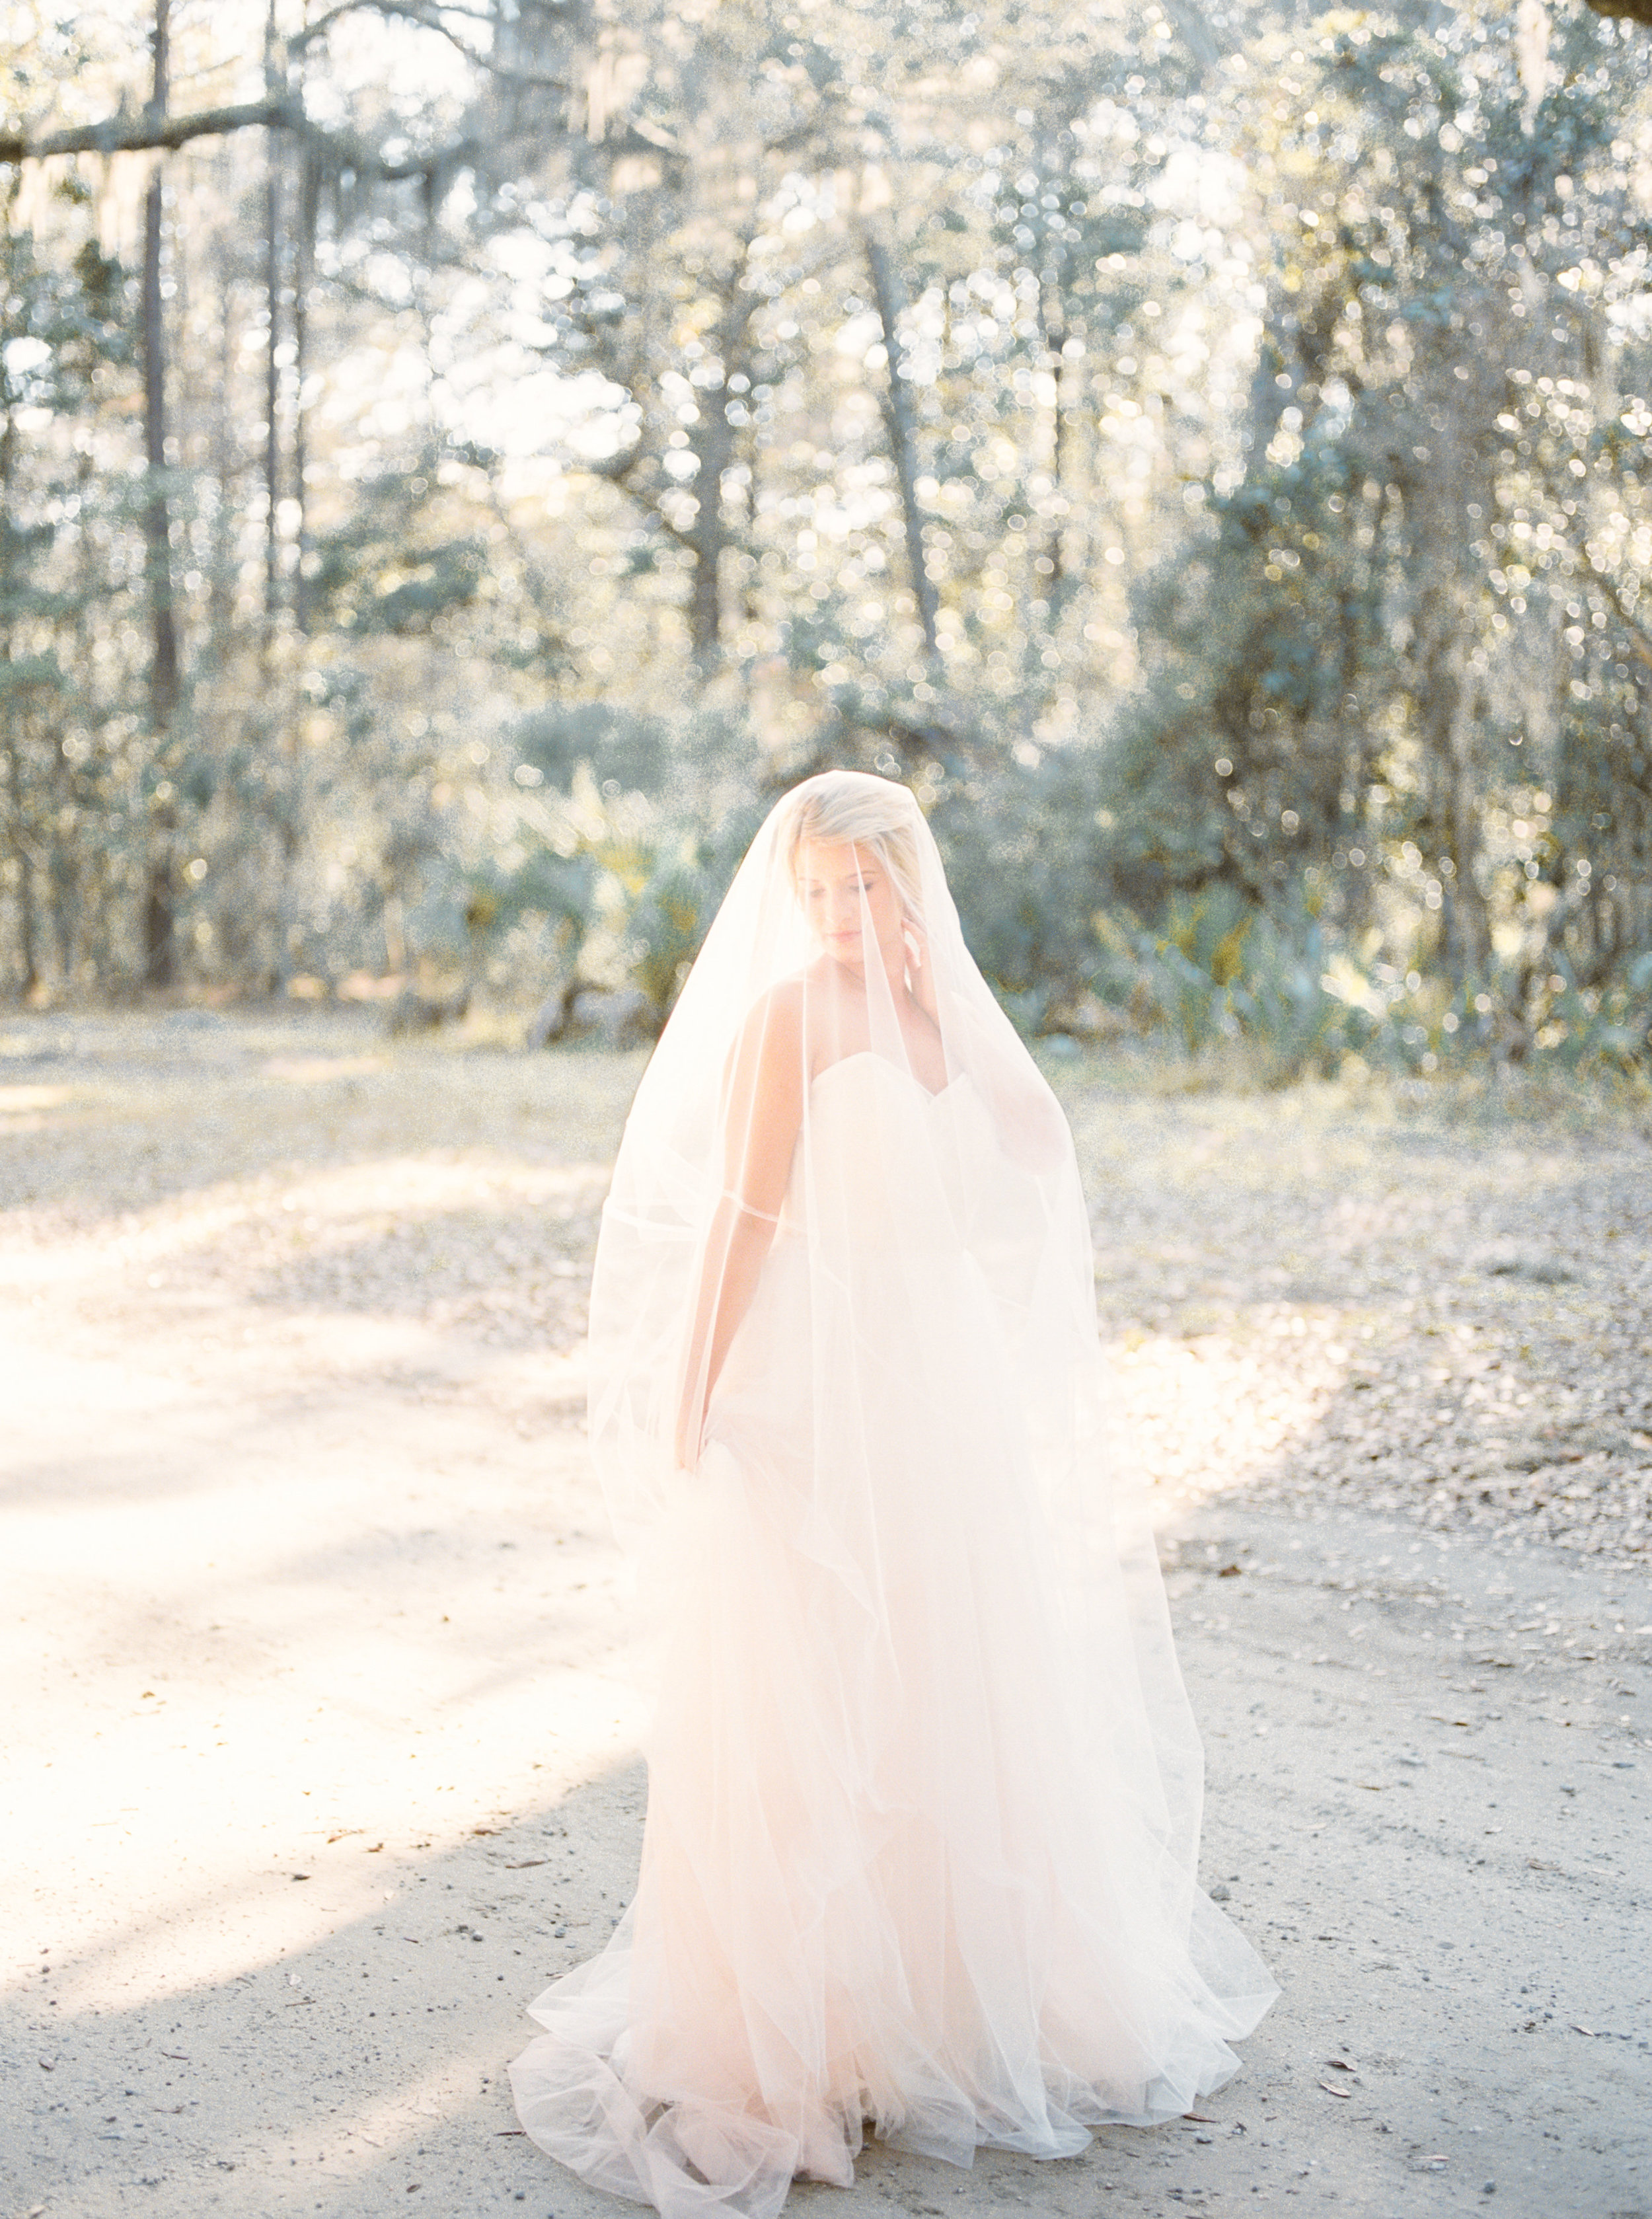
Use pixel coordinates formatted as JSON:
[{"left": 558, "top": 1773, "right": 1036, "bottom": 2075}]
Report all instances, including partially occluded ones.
[{"left": 3, "top": 1012, "right": 1650, "bottom": 2219}]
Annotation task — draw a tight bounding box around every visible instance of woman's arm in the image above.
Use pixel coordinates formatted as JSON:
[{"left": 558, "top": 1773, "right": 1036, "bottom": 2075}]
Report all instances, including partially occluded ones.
[{"left": 673, "top": 988, "right": 806, "bottom": 1470}]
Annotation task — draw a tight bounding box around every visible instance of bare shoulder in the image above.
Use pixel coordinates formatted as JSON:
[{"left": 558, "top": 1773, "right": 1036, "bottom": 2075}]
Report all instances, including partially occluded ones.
[
  {"left": 751, "top": 975, "right": 807, "bottom": 1029},
  {"left": 735, "top": 977, "right": 807, "bottom": 1062},
  {"left": 736, "top": 964, "right": 855, "bottom": 1078}
]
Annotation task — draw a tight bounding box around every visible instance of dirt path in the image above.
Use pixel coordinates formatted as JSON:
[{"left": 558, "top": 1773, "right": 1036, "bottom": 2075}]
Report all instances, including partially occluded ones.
[{"left": 3, "top": 1012, "right": 1649, "bottom": 2219}]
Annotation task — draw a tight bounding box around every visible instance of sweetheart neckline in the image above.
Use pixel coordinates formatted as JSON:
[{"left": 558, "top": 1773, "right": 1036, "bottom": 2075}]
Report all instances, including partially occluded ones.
[{"left": 809, "top": 1049, "right": 962, "bottom": 1105}]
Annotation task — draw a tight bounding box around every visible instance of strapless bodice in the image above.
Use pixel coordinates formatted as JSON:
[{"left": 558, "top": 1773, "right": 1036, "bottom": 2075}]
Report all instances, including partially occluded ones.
[{"left": 774, "top": 1051, "right": 993, "bottom": 1254}]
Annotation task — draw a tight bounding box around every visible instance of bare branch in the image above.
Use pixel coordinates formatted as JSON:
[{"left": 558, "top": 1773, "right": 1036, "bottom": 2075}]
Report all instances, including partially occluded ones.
[
  {"left": 1, "top": 99, "right": 291, "bottom": 165},
  {"left": 0, "top": 91, "right": 485, "bottom": 187},
  {"left": 290, "top": 0, "right": 575, "bottom": 91}
]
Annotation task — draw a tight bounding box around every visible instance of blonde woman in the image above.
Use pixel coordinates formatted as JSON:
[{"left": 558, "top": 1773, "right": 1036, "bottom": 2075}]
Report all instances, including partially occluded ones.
[{"left": 509, "top": 771, "right": 1274, "bottom": 2216}]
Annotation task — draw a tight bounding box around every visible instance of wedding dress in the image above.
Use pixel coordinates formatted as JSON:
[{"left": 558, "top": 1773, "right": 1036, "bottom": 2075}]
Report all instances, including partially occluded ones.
[{"left": 509, "top": 774, "right": 1275, "bottom": 2216}]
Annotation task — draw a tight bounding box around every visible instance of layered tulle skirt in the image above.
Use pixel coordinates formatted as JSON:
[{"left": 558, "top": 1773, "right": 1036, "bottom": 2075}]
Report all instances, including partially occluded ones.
[{"left": 509, "top": 1215, "right": 1275, "bottom": 2218}]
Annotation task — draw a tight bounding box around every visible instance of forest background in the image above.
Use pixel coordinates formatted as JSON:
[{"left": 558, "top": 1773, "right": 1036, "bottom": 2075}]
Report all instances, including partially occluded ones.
[{"left": 4, "top": 0, "right": 1652, "bottom": 1083}]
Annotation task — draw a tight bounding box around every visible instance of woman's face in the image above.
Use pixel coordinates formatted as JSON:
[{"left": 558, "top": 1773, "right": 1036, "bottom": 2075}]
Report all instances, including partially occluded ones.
[{"left": 795, "top": 838, "right": 905, "bottom": 973}]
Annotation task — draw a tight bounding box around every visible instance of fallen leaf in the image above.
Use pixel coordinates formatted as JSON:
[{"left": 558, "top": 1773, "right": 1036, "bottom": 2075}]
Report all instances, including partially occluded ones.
[
  {"left": 1182, "top": 2113, "right": 1217, "bottom": 2123},
  {"left": 1319, "top": 2080, "right": 1352, "bottom": 2099},
  {"left": 1569, "top": 2023, "right": 1596, "bottom": 2037},
  {"left": 505, "top": 1858, "right": 546, "bottom": 1869},
  {"left": 1326, "top": 2056, "right": 1358, "bottom": 2073},
  {"left": 1217, "top": 1563, "right": 1243, "bottom": 1578},
  {"left": 290, "top": 1873, "right": 311, "bottom": 1882}
]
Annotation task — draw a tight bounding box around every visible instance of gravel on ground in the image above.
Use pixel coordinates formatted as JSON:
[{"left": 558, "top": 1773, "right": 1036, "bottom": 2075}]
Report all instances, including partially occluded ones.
[{"left": 1067, "top": 1067, "right": 1652, "bottom": 1562}]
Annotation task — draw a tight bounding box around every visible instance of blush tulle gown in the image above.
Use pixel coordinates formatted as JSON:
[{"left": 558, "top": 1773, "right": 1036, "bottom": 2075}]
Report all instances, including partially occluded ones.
[{"left": 508, "top": 1045, "right": 1277, "bottom": 2218}]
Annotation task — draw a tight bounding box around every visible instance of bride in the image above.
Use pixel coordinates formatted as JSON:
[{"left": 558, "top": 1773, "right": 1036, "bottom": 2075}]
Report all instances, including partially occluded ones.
[{"left": 508, "top": 771, "right": 1275, "bottom": 2216}]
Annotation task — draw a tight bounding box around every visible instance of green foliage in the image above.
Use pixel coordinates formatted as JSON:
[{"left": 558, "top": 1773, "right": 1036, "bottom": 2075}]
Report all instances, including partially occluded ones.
[
  {"left": 513, "top": 704, "right": 673, "bottom": 799},
  {"left": 926, "top": 748, "right": 1111, "bottom": 1025},
  {"left": 624, "top": 849, "right": 726, "bottom": 1016},
  {"left": 307, "top": 461, "right": 486, "bottom": 636}
]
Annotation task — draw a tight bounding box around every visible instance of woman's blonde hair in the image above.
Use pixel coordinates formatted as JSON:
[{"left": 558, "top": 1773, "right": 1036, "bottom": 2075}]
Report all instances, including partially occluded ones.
[{"left": 781, "top": 771, "right": 924, "bottom": 919}]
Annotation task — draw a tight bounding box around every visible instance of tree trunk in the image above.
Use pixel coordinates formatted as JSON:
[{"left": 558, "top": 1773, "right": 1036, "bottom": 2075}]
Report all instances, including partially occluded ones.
[
  {"left": 687, "top": 381, "right": 732, "bottom": 665},
  {"left": 0, "top": 358, "right": 31, "bottom": 995},
  {"left": 50, "top": 833, "right": 75, "bottom": 981},
  {"left": 293, "top": 145, "right": 317, "bottom": 634},
  {"left": 1406, "top": 344, "right": 1498, "bottom": 991},
  {"left": 142, "top": 168, "right": 178, "bottom": 729},
  {"left": 1443, "top": 670, "right": 1490, "bottom": 981},
  {"left": 141, "top": 0, "right": 179, "bottom": 988},
  {"left": 264, "top": 1, "right": 283, "bottom": 642},
  {"left": 1416, "top": 586, "right": 1489, "bottom": 984},
  {"left": 683, "top": 277, "right": 759, "bottom": 668},
  {"left": 207, "top": 225, "right": 237, "bottom": 651},
  {"left": 1035, "top": 235, "right": 1069, "bottom": 597},
  {"left": 1044, "top": 326, "right": 1068, "bottom": 594},
  {"left": 863, "top": 225, "right": 938, "bottom": 662},
  {"left": 2, "top": 713, "right": 39, "bottom": 997},
  {"left": 68, "top": 441, "right": 96, "bottom": 981}
]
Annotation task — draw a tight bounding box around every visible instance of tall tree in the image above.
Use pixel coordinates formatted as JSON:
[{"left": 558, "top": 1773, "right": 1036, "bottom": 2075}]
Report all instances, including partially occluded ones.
[
  {"left": 141, "top": 0, "right": 180, "bottom": 986},
  {"left": 863, "top": 220, "right": 939, "bottom": 663}
]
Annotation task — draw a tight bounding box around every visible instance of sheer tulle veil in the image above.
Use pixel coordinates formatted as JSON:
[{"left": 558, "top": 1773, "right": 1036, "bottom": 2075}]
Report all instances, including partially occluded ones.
[{"left": 509, "top": 771, "right": 1276, "bottom": 2218}]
